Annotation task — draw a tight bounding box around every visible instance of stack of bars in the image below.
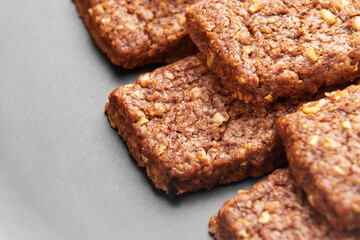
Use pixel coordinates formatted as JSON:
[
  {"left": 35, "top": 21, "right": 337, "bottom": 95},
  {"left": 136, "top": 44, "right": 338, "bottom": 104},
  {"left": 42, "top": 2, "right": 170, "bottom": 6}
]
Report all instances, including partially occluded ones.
[{"left": 75, "top": 0, "right": 360, "bottom": 238}]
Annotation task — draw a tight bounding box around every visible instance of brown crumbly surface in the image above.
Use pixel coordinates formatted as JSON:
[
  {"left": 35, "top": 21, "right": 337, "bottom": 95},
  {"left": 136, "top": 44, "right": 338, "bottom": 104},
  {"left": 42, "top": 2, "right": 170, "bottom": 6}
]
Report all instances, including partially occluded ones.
[
  {"left": 209, "top": 168, "right": 360, "bottom": 240},
  {"left": 276, "top": 85, "right": 360, "bottom": 231},
  {"left": 186, "top": 0, "right": 360, "bottom": 105},
  {"left": 104, "top": 55, "right": 338, "bottom": 196},
  {"left": 74, "top": 0, "right": 198, "bottom": 69}
]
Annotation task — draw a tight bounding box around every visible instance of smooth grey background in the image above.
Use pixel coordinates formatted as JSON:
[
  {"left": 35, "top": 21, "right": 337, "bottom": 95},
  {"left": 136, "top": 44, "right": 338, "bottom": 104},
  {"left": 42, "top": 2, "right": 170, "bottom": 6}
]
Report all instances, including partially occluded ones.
[{"left": 0, "top": 1, "right": 262, "bottom": 239}]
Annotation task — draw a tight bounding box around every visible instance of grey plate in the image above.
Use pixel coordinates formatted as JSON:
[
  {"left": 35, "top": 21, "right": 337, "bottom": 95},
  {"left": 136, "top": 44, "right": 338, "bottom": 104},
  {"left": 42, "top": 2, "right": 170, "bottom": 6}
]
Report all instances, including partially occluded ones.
[{"left": 0, "top": 1, "right": 263, "bottom": 239}]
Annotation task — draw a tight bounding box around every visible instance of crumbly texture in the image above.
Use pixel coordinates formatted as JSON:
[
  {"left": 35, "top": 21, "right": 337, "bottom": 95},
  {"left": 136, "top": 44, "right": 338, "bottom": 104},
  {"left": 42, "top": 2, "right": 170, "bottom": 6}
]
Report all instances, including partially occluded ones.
[
  {"left": 186, "top": 0, "right": 360, "bottom": 105},
  {"left": 105, "top": 55, "right": 315, "bottom": 196},
  {"left": 209, "top": 168, "right": 360, "bottom": 240},
  {"left": 277, "top": 85, "right": 360, "bottom": 231},
  {"left": 75, "top": 0, "right": 198, "bottom": 69}
]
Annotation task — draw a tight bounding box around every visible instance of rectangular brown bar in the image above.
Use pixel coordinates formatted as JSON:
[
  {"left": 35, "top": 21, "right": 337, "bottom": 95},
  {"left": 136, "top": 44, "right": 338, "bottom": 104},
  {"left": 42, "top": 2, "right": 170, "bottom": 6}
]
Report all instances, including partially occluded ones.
[
  {"left": 105, "top": 55, "right": 332, "bottom": 196},
  {"left": 277, "top": 85, "right": 360, "bottom": 230},
  {"left": 75, "top": 0, "right": 198, "bottom": 69},
  {"left": 210, "top": 168, "right": 359, "bottom": 240},
  {"left": 186, "top": 0, "right": 360, "bottom": 104}
]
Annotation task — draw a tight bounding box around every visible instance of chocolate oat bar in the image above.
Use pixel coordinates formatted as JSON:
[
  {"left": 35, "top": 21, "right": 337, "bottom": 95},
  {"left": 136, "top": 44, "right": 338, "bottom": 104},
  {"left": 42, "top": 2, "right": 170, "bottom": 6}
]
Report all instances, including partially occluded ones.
[
  {"left": 75, "top": 0, "right": 198, "bottom": 69},
  {"left": 277, "top": 85, "right": 360, "bottom": 230},
  {"left": 209, "top": 168, "right": 360, "bottom": 240},
  {"left": 105, "top": 55, "right": 331, "bottom": 196},
  {"left": 186, "top": 0, "right": 360, "bottom": 105}
]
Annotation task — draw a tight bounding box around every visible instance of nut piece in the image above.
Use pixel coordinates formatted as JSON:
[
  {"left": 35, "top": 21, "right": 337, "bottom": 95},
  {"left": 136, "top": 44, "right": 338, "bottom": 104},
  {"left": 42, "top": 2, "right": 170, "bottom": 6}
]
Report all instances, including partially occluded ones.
[
  {"left": 157, "top": 145, "right": 166, "bottom": 156},
  {"left": 101, "top": 17, "right": 111, "bottom": 24},
  {"left": 352, "top": 16, "right": 360, "bottom": 31},
  {"left": 198, "top": 149, "right": 211, "bottom": 164},
  {"left": 207, "top": 51, "right": 215, "bottom": 68},
  {"left": 138, "top": 116, "right": 149, "bottom": 125},
  {"left": 336, "top": 0, "right": 350, "bottom": 10},
  {"left": 139, "top": 73, "right": 152, "bottom": 87},
  {"left": 341, "top": 120, "right": 352, "bottom": 129},
  {"left": 333, "top": 166, "right": 346, "bottom": 176},
  {"left": 308, "top": 194, "right": 314, "bottom": 206},
  {"left": 309, "top": 135, "right": 319, "bottom": 145},
  {"left": 124, "top": 83, "right": 135, "bottom": 88},
  {"left": 305, "top": 47, "right": 318, "bottom": 62},
  {"left": 236, "top": 230, "right": 250, "bottom": 238},
  {"left": 249, "top": 3, "right": 263, "bottom": 13},
  {"left": 189, "top": 87, "right": 203, "bottom": 99},
  {"left": 293, "top": 201, "right": 303, "bottom": 209},
  {"left": 264, "top": 94, "right": 273, "bottom": 102},
  {"left": 352, "top": 203, "right": 360, "bottom": 213},
  {"left": 147, "top": 103, "right": 166, "bottom": 117},
  {"left": 141, "top": 154, "right": 149, "bottom": 164},
  {"left": 242, "top": 46, "right": 253, "bottom": 55},
  {"left": 302, "top": 99, "right": 329, "bottom": 114},
  {"left": 320, "top": 9, "right": 337, "bottom": 25},
  {"left": 211, "top": 112, "right": 230, "bottom": 127},
  {"left": 267, "top": 17, "right": 276, "bottom": 23},
  {"left": 163, "top": 71, "right": 175, "bottom": 80},
  {"left": 94, "top": 4, "right": 105, "bottom": 14},
  {"left": 189, "top": 55, "right": 202, "bottom": 67},
  {"left": 259, "top": 211, "right": 270, "bottom": 224},
  {"left": 236, "top": 76, "right": 246, "bottom": 84},
  {"left": 237, "top": 189, "right": 249, "bottom": 194}
]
